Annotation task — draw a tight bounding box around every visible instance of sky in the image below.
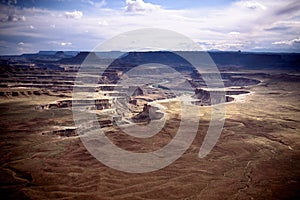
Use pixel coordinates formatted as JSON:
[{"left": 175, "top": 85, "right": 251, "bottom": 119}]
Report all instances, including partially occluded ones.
[{"left": 0, "top": 0, "right": 299, "bottom": 55}]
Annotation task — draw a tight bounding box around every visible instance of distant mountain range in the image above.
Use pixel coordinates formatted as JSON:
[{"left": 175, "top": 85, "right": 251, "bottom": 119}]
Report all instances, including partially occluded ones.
[{"left": 0, "top": 51, "right": 299, "bottom": 71}]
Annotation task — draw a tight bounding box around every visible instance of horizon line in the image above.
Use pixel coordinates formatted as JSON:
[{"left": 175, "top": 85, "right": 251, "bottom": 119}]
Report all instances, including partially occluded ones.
[{"left": 1, "top": 50, "right": 300, "bottom": 57}]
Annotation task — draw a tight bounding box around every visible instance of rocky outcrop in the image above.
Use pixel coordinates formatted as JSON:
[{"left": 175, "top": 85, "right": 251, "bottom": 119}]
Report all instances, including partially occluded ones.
[
  {"left": 226, "top": 91, "right": 250, "bottom": 95},
  {"left": 193, "top": 88, "right": 249, "bottom": 105},
  {"left": 42, "top": 127, "right": 77, "bottom": 137},
  {"left": 132, "top": 104, "right": 164, "bottom": 123},
  {"left": 131, "top": 87, "right": 144, "bottom": 96},
  {"left": 0, "top": 89, "right": 50, "bottom": 98},
  {"left": 36, "top": 99, "right": 111, "bottom": 110},
  {"left": 129, "top": 98, "right": 137, "bottom": 105},
  {"left": 52, "top": 128, "right": 77, "bottom": 137},
  {"left": 193, "top": 88, "right": 211, "bottom": 105}
]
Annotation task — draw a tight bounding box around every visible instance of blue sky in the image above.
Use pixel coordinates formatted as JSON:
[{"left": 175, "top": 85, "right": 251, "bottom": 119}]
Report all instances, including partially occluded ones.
[{"left": 0, "top": 0, "right": 299, "bottom": 55}]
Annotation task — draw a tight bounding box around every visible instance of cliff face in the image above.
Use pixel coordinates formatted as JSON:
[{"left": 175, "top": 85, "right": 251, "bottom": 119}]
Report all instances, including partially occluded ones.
[
  {"left": 58, "top": 52, "right": 99, "bottom": 64},
  {"left": 224, "top": 77, "right": 261, "bottom": 87},
  {"left": 0, "top": 89, "right": 50, "bottom": 98},
  {"left": 36, "top": 99, "right": 111, "bottom": 110},
  {"left": 98, "top": 51, "right": 300, "bottom": 72},
  {"left": 209, "top": 52, "right": 300, "bottom": 69},
  {"left": 193, "top": 88, "right": 211, "bottom": 104},
  {"left": 193, "top": 88, "right": 251, "bottom": 105}
]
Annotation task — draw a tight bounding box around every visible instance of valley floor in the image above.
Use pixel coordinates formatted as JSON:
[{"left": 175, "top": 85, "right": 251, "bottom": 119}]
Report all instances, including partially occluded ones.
[{"left": 0, "top": 72, "right": 299, "bottom": 200}]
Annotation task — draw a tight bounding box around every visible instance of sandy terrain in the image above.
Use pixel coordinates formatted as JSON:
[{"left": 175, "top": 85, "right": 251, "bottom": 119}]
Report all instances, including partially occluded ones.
[{"left": 0, "top": 72, "right": 299, "bottom": 199}]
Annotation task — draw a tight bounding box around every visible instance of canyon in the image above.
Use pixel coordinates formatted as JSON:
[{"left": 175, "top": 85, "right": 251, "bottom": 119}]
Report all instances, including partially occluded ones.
[{"left": 0, "top": 51, "right": 299, "bottom": 199}]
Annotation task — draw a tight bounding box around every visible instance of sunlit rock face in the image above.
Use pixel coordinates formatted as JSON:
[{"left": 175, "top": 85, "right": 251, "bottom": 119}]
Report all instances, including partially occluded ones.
[{"left": 132, "top": 104, "right": 164, "bottom": 123}]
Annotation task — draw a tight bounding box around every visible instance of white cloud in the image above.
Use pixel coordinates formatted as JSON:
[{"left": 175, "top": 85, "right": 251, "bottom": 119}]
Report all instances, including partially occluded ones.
[
  {"left": 18, "top": 42, "right": 24, "bottom": 45},
  {"left": 82, "top": 0, "right": 106, "bottom": 7},
  {"left": 229, "top": 32, "right": 241, "bottom": 35},
  {"left": 199, "top": 40, "right": 245, "bottom": 51},
  {"left": 1, "top": 0, "right": 300, "bottom": 54},
  {"left": 272, "top": 41, "right": 288, "bottom": 45},
  {"left": 65, "top": 10, "right": 83, "bottom": 19},
  {"left": 61, "top": 42, "right": 72, "bottom": 46},
  {"left": 239, "top": 1, "right": 267, "bottom": 10},
  {"left": 0, "top": 14, "right": 26, "bottom": 22},
  {"left": 98, "top": 20, "right": 108, "bottom": 26},
  {"left": 50, "top": 41, "right": 72, "bottom": 46},
  {"left": 272, "top": 38, "right": 300, "bottom": 45},
  {"left": 125, "top": 0, "right": 161, "bottom": 13},
  {"left": 0, "top": 4, "right": 27, "bottom": 22}
]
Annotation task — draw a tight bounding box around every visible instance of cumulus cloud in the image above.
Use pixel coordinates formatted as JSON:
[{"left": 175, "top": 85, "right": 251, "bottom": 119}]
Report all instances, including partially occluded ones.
[
  {"left": 125, "top": 0, "right": 160, "bottom": 13},
  {"left": 272, "top": 38, "right": 300, "bottom": 46},
  {"left": 65, "top": 10, "right": 83, "bottom": 19},
  {"left": 0, "top": 0, "right": 300, "bottom": 54},
  {"left": 0, "top": 4, "right": 27, "bottom": 22},
  {"left": 0, "top": 14, "right": 26, "bottom": 22}
]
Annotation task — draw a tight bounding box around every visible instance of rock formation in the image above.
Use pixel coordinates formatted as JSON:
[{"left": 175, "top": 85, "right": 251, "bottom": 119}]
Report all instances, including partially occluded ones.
[{"left": 132, "top": 104, "right": 164, "bottom": 123}]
